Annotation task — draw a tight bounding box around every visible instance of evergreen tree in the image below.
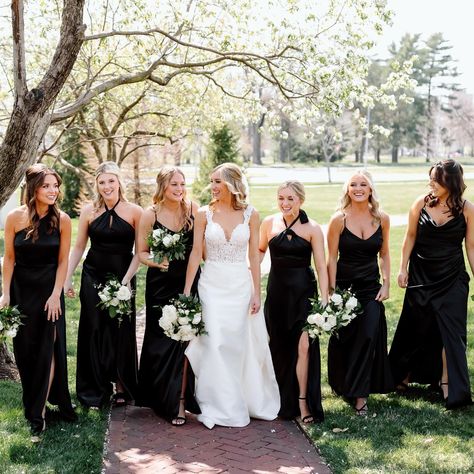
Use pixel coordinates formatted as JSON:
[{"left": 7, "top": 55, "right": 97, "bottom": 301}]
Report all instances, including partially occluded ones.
[
  {"left": 59, "top": 129, "right": 88, "bottom": 217},
  {"left": 193, "top": 124, "right": 240, "bottom": 204}
]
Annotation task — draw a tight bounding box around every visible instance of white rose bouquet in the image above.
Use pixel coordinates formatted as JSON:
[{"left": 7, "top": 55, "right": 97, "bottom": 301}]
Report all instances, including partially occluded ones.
[
  {"left": 96, "top": 275, "right": 133, "bottom": 326},
  {"left": 159, "top": 294, "right": 206, "bottom": 342},
  {"left": 146, "top": 227, "right": 187, "bottom": 272},
  {"left": 303, "top": 288, "right": 361, "bottom": 339},
  {"left": 0, "top": 305, "right": 24, "bottom": 342}
]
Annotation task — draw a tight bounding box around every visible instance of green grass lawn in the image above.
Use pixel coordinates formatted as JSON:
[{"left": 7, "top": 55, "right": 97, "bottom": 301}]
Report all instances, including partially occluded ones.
[{"left": 1, "top": 178, "right": 474, "bottom": 473}]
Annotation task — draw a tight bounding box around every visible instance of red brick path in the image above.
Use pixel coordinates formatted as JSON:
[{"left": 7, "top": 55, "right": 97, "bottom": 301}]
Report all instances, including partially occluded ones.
[{"left": 103, "top": 310, "right": 331, "bottom": 474}]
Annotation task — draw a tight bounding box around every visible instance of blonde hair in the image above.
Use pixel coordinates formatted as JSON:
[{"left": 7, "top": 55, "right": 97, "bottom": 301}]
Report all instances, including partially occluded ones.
[
  {"left": 339, "top": 170, "right": 381, "bottom": 223},
  {"left": 93, "top": 161, "right": 127, "bottom": 211},
  {"left": 277, "top": 181, "right": 306, "bottom": 204},
  {"left": 24, "top": 164, "right": 62, "bottom": 242},
  {"left": 210, "top": 163, "right": 247, "bottom": 210},
  {"left": 152, "top": 166, "right": 193, "bottom": 231}
]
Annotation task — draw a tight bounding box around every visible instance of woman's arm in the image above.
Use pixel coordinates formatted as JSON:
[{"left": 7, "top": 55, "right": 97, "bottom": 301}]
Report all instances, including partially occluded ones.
[
  {"left": 326, "top": 212, "right": 344, "bottom": 293},
  {"left": 121, "top": 204, "right": 144, "bottom": 285},
  {"left": 183, "top": 208, "right": 206, "bottom": 295},
  {"left": 310, "top": 222, "right": 329, "bottom": 305},
  {"left": 45, "top": 212, "right": 71, "bottom": 321},
  {"left": 64, "top": 204, "right": 92, "bottom": 297},
  {"left": 137, "top": 208, "right": 160, "bottom": 267},
  {"left": 463, "top": 200, "right": 474, "bottom": 274},
  {"left": 398, "top": 196, "right": 424, "bottom": 288},
  {"left": 0, "top": 211, "right": 19, "bottom": 308},
  {"left": 248, "top": 209, "right": 261, "bottom": 314},
  {"left": 258, "top": 215, "right": 271, "bottom": 264},
  {"left": 376, "top": 212, "right": 391, "bottom": 301}
]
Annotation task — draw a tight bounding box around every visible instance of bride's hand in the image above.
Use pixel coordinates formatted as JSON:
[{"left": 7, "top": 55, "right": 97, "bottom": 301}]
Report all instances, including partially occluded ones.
[{"left": 250, "top": 294, "right": 261, "bottom": 315}]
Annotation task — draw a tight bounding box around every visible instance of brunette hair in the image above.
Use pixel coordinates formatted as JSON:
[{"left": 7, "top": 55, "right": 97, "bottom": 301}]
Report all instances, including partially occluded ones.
[
  {"left": 210, "top": 163, "right": 247, "bottom": 210},
  {"left": 23, "top": 164, "right": 62, "bottom": 241},
  {"left": 93, "top": 161, "right": 127, "bottom": 211},
  {"left": 152, "top": 166, "right": 193, "bottom": 231},
  {"left": 339, "top": 170, "right": 381, "bottom": 224},
  {"left": 426, "top": 159, "right": 466, "bottom": 217}
]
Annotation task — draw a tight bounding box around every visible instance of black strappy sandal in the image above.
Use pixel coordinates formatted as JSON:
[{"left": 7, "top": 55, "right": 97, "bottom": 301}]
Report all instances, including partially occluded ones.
[
  {"left": 298, "top": 397, "right": 314, "bottom": 424},
  {"left": 354, "top": 401, "right": 368, "bottom": 416},
  {"left": 171, "top": 397, "right": 186, "bottom": 426},
  {"left": 439, "top": 381, "right": 448, "bottom": 401},
  {"left": 112, "top": 392, "right": 127, "bottom": 407}
]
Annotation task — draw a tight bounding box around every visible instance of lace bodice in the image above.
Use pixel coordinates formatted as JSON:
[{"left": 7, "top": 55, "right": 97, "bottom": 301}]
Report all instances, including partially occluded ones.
[{"left": 205, "top": 205, "right": 253, "bottom": 263}]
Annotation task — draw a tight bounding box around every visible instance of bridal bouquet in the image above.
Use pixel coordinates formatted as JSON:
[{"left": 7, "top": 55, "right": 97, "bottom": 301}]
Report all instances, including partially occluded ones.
[
  {"left": 96, "top": 276, "right": 133, "bottom": 326},
  {"left": 146, "top": 227, "right": 187, "bottom": 271},
  {"left": 304, "top": 288, "right": 361, "bottom": 339},
  {"left": 159, "top": 294, "right": 206, "bottom": 342},
  {"left": 0, "top": 305, "right": 24, "bottom": 342}
]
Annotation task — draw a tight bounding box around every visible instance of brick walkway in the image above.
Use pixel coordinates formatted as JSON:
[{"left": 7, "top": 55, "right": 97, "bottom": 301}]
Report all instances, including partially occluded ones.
[{"left": 103, "top": 310, "right": 331, "bottom": 474}]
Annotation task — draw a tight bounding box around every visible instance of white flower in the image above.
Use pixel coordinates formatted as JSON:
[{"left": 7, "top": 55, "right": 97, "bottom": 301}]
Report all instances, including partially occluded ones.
[
  {"left": 327, "top": 315, "right": 337, "bottom": 328},
  {"left": 116, "top": 285, "right": 132, "bottom": 301},
  {"left": 307, "top": 314, "right": 317, "bottom": 325},
  {"left": 6, "top": 328, "right": 18, "bottom": 338},
  {"left": 170, "top": 333, "right": 181, "bottom": 341},
  {"left": 172, "top": 233, "right": 180, "bottom": 243},
  {"left": 0, "top": 321, "right": 3, "bottom": 331},
  {"left": 345, "top": 296, "right": 358, "bottom": 310},
  {"left": 162, "top": 305, "right": 178, "bottom": 322},
  {"left": 192, "top": 313, "right": 202, "bottom": 324},
  {"left": 162, "top": 235, "right": 173, "bottom": 248},
  {"left": 330, "top": 293, "right": 343, "bottom": 306},
  {"left": 153, "top": 228, "right": 164, "bottom": 238},
  {"left": 321, "top": 321, "right": 334, "bottom": 332},
  {"left": 178, "top": 316, "right": 189, "bottom": 325},
  {"left": 98, "top": 292, "right": 108, "bottom": 303},
  {"left": 178, "top": 324, "right": 195, "bottom": 341},
  {"left": 314, "top": 314, "right": 325, "bottom": 326},
  {"left": 159, "top": 316, "right": 174, "bottom": 331},
  {"left": 109, "top": 298, "right": 119, "bottom": 307}
]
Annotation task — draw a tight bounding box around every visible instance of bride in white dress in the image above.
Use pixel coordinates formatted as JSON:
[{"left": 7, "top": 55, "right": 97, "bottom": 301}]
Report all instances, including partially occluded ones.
[{"left": 184, "top": 163, "right": 280, "bottom": 429}]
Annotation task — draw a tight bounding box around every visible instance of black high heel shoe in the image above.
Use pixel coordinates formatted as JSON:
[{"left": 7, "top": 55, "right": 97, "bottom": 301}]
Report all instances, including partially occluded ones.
[
  {"left": 30, "top": 418, "right": 46, "bottom": 436},
  {"left": 439, "top": 381, "right": 448, "bottom": 401},
  {"left": 171, "top": 397, "right": 186, "bottom": 426},
  {"left": 298, "top": 397, "right": 314, "bottom": 424}
]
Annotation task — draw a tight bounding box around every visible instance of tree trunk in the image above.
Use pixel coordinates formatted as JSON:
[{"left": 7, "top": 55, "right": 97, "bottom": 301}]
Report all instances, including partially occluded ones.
[
  {"left": 0, "top": 0, "right": 86, "bottom": 208},
  {"left": 391, "top": 146, "right": 399, "bottom": 163},
  {"left": 375, "top": 148, "right": 381, "bottom": 163},
  {"left": 251, "top": 122, "right": 262, "bottom": 165},
  {"left": 354, "top": 150, "right": 360, "bottom": 163},
  {"left": 133, "top": 151, "right": 141, "bottom": 206}
]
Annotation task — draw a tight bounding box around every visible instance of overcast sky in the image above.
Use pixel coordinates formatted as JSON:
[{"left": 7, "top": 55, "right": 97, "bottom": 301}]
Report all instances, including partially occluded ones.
[{"left": 373, "top": 0, "right": 474, "bottom": 94}]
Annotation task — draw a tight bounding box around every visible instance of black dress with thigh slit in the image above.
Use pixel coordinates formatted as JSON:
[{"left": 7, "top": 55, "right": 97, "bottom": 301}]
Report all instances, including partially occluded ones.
[
  {"left": 328, "top": 224, "right": 393, "bottom": 399},
  {"left": 137, "top": 219, "right": 200, "bottom": 420},
  {"left": 264, "top": 211, "right": 324, "bottom": 422},
  {"left": 389, "top": 207, "right": 472, "bottom": 408},
  {"left": 11, "top": 217, "right": 75, "bottom": 433},
  {"left": 76, "top": 202, "right": 138, "bottom": 407}
]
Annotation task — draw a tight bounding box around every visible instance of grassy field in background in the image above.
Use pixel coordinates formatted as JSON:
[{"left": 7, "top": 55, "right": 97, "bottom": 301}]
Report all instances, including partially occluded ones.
[{"left": 1, "top": 177, "right": 474, "bottom": 473}]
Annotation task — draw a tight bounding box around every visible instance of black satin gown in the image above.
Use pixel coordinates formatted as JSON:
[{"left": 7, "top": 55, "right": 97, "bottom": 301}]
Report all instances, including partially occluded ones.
[
  {"left": 328, "top": 224, "right": 393, "bottom": 399},
  {"left": 76, "top": 202, "right": 138, "bottom": 407},
  {"left": 389, "top": 207, "right": 472, "bottom": 408},
  {"left": 137, "top": 219, "right": 200, "bottom": 420},
  {"left": 264, "top": 211, "right": 324, "bottom": 422},
  {"left": 11, "top": 217, "right": 75, "bottom": 433}
]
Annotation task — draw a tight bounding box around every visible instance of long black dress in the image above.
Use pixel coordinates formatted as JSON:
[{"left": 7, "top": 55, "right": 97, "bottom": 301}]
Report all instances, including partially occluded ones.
[
  {"left": 264, "top": 211, "right": 324, "bottom": 422},
  {"left": 137, "top": 218, "right": 200, "bottom": 420},
  {"left": 389, "top": 207, "right": 472, "bottom": 408},
  {"left": 11, "top": 217, "right": 75, "bottom": 433},
  {"left": 328, "top": 224, "right": 393, "bottom": 399},
  {"left": 76, "top": 201, "right": 138, "bottom": 407}
]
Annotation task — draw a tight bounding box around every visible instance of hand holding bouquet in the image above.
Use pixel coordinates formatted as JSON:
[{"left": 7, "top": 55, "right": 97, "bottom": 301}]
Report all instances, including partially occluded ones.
[
  {"left": 96, "top": 276, "right": 133, "bottom": 326},
  {"left": 0, "top": 305, "right": 24, "bottom": 342},
  {"left": 146, "top": 228, "right": 187, "bottom": 271},
  {"left": 159, "top": 294, "right": 206, "bottom": 342},
  {"left": 304, "top": 288, "right": 361, "bottom": 339}
]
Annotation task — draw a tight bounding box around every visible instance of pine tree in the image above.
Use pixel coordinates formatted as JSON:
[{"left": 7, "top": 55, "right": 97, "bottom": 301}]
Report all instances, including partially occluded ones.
[{"left": 192, "top": 124, "right": 240, "bottom": 204}]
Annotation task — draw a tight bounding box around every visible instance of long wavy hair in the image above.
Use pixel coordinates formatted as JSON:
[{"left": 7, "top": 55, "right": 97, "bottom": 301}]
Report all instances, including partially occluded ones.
[
  {"left": 210, "top": 163, "right": 247, "bottom": 210},
  {"left": 93, "top": 161, "right": 127, "bottom": 211},
  {"left": 339, "top": 170, "right": 381, "bottom": 224},
  {"left": 426, "top": 159, "right": 466, "bottom": 217},
  {"left": 152, "top": 166, "right": 193, "bottom": 231},
  {"left": 23, "top": 164, "right": 62, "bottom": 242}
]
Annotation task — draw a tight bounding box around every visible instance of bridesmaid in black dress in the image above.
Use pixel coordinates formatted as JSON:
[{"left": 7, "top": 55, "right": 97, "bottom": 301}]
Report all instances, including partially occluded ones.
[
  {"left": 327, "top": 170, "right": 393, "bottom": 416},
  {"left": 0, "top": 164, "right": 76, "bottom": 434},
  {"left": 65, "top": 162, "right": 142, "bottom": 408},
  {"left": 390, "top": 159, "right": 474, "bottom": 409},
  {"left": 260, "top": 181, "right": 328, "bottom": 423},
  {"left": 137, "top": 166, "right": 200, "bottom": 425}
]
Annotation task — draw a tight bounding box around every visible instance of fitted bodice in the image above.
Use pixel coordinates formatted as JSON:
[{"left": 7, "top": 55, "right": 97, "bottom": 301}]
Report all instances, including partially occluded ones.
[
  {"left": 14, "top": 217, "right": 60, "bottom": 267},
  {"left": 204, "top": 205, "right": 253, "bottom": 263}
]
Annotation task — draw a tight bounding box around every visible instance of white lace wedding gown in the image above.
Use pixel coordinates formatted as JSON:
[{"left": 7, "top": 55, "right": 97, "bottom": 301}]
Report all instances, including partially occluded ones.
[{"left": 185, "top": 205, "right": 280, "bottom": 429}]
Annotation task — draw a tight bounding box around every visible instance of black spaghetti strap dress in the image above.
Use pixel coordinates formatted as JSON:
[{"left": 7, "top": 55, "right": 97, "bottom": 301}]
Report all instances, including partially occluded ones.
[
  {"left": 137, "top": 218, "right": 200, "bottom": 420},
  {"left": 264, "top": 211, "right": 324, "bottom": 422},
  {"left": 328, "top": 224, "right": 393, "bottom": 399},
  {"left": 11, "top": 216, "right": 75, "bottom": 433},
  {"left": 389, "top": 208, "right": 472, "bottom": 408},
  {"left": 76, "top": 201, "right": 138, "bottom": 407}
]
